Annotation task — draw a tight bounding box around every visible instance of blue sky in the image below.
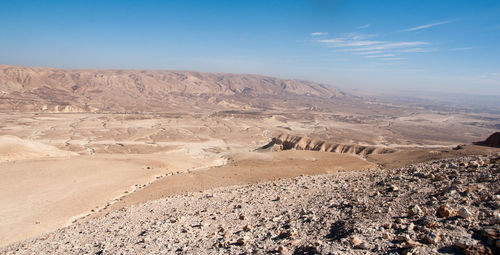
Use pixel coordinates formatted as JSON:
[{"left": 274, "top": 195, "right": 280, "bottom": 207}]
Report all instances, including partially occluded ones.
[{"left": 1, "top": 0, "right": 499, "bottom": 95}]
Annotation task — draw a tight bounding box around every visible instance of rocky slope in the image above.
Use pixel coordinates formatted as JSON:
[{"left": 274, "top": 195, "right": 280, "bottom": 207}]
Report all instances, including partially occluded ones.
[
  {"left": 0, "top": 65, "right": 342, "bottom": 112},
  {"left": 2, "top": 154, "right": 499, "bottom": 254},
  {"left": 475, "top": 132, "right": 500, "bottom": 148},
  {"left": 261, "top": 134, "right": 395, "bottom": 156}
]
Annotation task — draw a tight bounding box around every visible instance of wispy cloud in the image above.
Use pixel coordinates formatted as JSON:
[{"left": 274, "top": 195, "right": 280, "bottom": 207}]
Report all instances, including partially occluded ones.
[
  {"left": 364, "top": 54, "right": 396, "bottom": 58},
  {"left": 353, "top": 51, "right": 385, "bottom": 55},
  {"left": 403, "top": 20, "right": 453, "bottom": 32},
  {"left": 316, "top": 38, "right": 344, "bottom": 44},
  {"left": 449, "top": 47, "right": 478, "bottom": 51},
  {"left": 358, "top": 24, "right": 371, "bottom": 29},
  {"left": 311, "top": 32, "right": 328, "bottom": 36},
  {"left": 381, "top": 57, "right": 406, "bottom": 61},
  {"left": 317, "top": 39, "right": 384, "bottom": 47},
  {"left": 313, "top": 30, "right": 432, "bottom": 63},
  {"left": 338, "top": 41, "right": 429, "bottom": 52},
  {"left": 395, "top": 48, "right": 432, "bottom": 53}
]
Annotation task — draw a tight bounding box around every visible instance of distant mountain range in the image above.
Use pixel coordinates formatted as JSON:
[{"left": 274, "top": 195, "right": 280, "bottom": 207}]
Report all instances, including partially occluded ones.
[{"left": 0, "top": 65, "right": 343, "bottom": 112}]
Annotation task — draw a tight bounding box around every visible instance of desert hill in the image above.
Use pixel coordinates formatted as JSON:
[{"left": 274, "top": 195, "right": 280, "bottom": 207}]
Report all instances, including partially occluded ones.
[
  {"left": 0, "top": 65, "right": 342, "bottom": 113},
  {"left": 474, "top": 132, "right": 500, "bottom": 148},
  {"left": 260, "top": 134, "right": 396, "bottom": 156}
]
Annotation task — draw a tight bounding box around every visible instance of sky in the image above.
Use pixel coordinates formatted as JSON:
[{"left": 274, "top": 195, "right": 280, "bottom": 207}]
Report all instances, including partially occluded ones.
[{"left": 0, "top": 0, "right": 499, "bottom": 95}]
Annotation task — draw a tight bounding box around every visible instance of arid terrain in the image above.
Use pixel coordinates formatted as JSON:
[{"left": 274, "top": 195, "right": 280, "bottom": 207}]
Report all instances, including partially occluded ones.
[{"left": 0, "top": 66, "right": 499, "bottom": 253}]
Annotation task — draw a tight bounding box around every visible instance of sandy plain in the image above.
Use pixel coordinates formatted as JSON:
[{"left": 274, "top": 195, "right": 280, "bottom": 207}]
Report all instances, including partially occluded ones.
[{"left": 0, "top": 107, "right": 498, "bottom": 247}]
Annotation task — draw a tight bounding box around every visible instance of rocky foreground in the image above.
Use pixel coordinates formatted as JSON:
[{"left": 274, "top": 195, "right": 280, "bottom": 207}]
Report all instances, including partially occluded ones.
[{"left": 2, "top": 154, "right": 500, "bottom": 254}]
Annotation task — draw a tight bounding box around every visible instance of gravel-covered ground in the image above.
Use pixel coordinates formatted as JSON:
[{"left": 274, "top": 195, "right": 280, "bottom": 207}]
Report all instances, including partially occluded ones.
[{"left": 2, "top": 154, "right": 500, "bottom": 254}]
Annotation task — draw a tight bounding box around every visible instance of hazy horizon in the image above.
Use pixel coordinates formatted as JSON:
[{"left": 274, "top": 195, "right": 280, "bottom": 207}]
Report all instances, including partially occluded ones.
[{"left": 1, "top": 0, "right": 499, "bottom": 95}]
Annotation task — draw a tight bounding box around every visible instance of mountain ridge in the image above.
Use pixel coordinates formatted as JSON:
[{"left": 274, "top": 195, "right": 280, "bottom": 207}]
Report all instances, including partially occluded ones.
[{"left": 0, "top": 65, "right": 343, "bottom": 113}]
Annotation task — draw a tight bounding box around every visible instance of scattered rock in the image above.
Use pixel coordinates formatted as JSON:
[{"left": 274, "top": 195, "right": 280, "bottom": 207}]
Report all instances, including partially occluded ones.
[
  {"left": 351, "top": 236, "right": 362, "bottom": 247},
  {"left": 420, "top": 216, "right": 436, "bottom": 228},
  {"left": 277, "top": 245, "right": 287, "bottom": 253},
  {"left": 458, "top": 207, "right": 472, "bottom": 219},
  {"left": 403, "top": 240, "right": 421, "bottom": 248},
  {"left": 279, "top": 228, "right": 297, "bottom": 239},
  {"left": 437, "top": 205, "right": 454, "bottom": 218},
  {"left": 358, "top": 242, "right": 370, "bottom": 250},
  {"left": 455, "top": 238, "right": 477, "bottom": 250},
  {"left": 423, "top": 232, "right": 440, "bottom": 245},
  {"left": 388, "top": 185, "right": 399, "bottom": 192},
  {"left": 408, "top": 205, "right": 422, "bottom": 217},
  {"left": 2, "top": 155, "right": 499, "bottom": 254},
  {"left": 492, "top": 212, "right": 500, "bottom": 224},
  {"left": 236, "top": 235, "right": 250, "bottom": 245}
]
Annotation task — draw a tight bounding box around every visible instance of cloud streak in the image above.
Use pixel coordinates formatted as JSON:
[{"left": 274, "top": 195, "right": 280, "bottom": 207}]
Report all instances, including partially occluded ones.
[
  {"left": 311, "top": 32, "right": 328, "bottom": 36},
  {"left": 353, "top": 51, "right": 384, "bottom": 55},
  {"left": 358, "top": 24, "right": 371, "bottom": 29},
  {"left": 364, "top": 54, "right": 396, "bottom": 58},
  {"left": 317, "top": 39, "right": 384, "bottom": 47},
  {"left": 403, "top": 20, "right": 453, "bottom": 32},
  {"left": 449, "top": 47, "right": 477, "bottom": 51},
  {"left": 313, "top": 31, "right": 433, "bottom": 62},
  {"left": 337, "top": 41, "right": 429, "bottom": 52}
]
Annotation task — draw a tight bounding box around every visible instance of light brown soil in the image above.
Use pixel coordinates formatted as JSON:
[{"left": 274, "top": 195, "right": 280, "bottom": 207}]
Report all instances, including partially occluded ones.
[
  {"left": 98, "top": 151, "right": 377, "bottom": 214},
  {"left": 3, "top": 154, "right": 499, "bottom": 254},
  {"left": 0, "top": 107, "right": 498, "bottom": 247}
]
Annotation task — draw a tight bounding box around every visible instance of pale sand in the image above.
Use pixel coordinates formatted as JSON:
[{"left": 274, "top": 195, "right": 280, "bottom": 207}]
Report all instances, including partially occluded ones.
[
  {"left": 0, "top": 135, "right": 76, "bottom": 162},
  {"left": 0, "top": 151, "right": 224, "bottom": 246}
]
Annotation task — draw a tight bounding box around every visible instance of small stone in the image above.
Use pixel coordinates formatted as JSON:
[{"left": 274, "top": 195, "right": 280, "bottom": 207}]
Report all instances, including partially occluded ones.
[
  {"left": 388, "top": 185, "right": 399, "bottom": 192},
  {"left": 457, "top": 207, "right": 472, "bottom": 219},
  {"left": 423, "top": 232, "right": 440, "bottom": 244},
  {"left": 277, "top": 246, "right": 287, "bottom": 253},
  {"left": 455, "top": 238, "right": 477, "bottom": 250},
  {"left": 492, "top": 212, "right": 500, "bottom": 224},
  {"left": 482, "top": 228, "right": 499, "bottom": 240},
  {"left": 437, "top": 205, "right": 454, "bottom": 218},
  {"left": 358, "top": 242, "right": 370, "bottom": 250},
  {"left": 236, "top": 235, "right": 250, "bottom": 245},
  {"left": 383, "top": 223, "right": 392, "bottom": 229},
  {"left": 420, "top": 216, "right": 436, "bottom": 228},
  {"left": 243, "top": 225, "right": 252, "bottom": 232},
  {"left": 382, "top": 232, "right": 392, "bottom": 240},
  {"left": 351, "top": 236, "right": 362, "bottom": 247},
  {"left": 407, "top": 223, "right": 415, "bottom": 231},
  {"left": 397, "top": 234, "right": 411, "bottom": 242},
  {"left": 280, "top": 228, "right": 297, "bottom": 239},
  {"left": 408, "top": 205, "right": 422, "bottom": 216},
  {"left": 403, "top": 240, "right": 421, "bottom": 248}
]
